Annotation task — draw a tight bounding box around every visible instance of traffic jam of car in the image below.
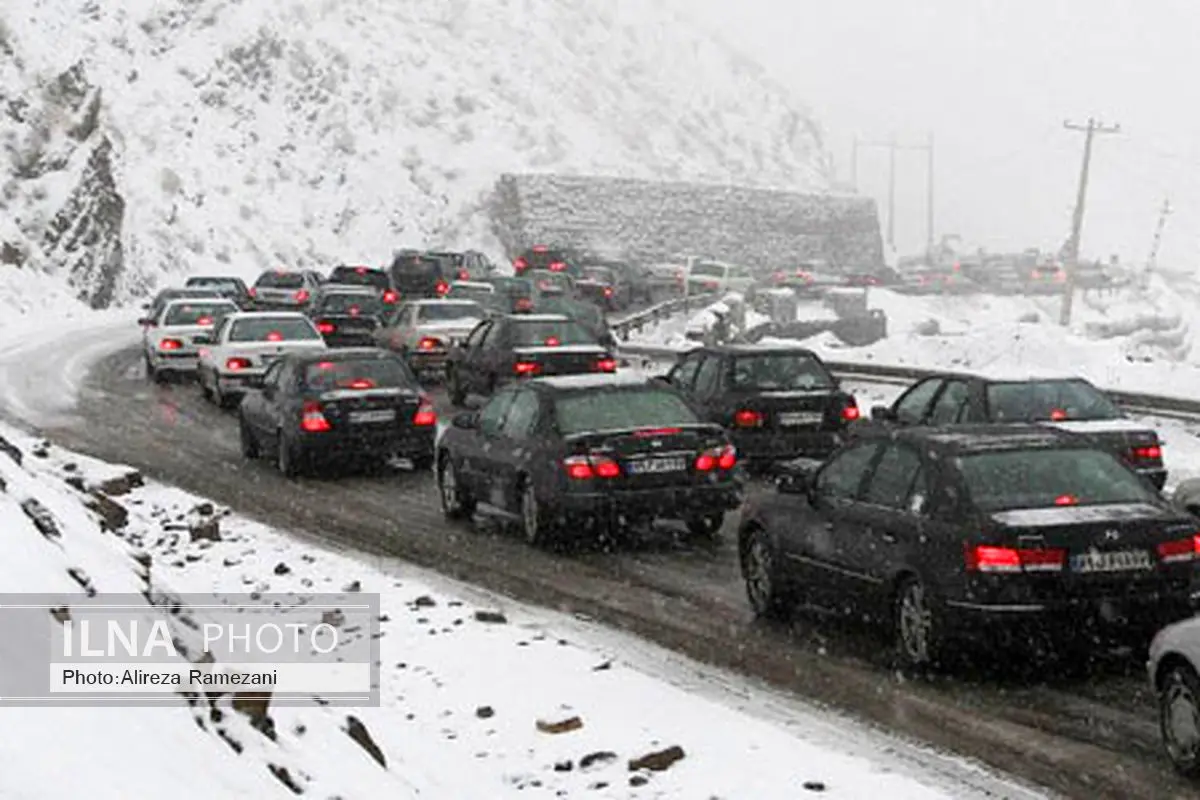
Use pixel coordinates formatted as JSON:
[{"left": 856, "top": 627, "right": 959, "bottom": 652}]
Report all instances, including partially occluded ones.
[{"left": 137, "top": 247, "right": 1200, "bottom": 777}]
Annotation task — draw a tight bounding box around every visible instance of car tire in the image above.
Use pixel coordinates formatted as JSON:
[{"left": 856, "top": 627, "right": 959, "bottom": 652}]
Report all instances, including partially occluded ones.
[
  {"left": 1160, "top": 662, "right": 1200, "bottom": 777},
  {"left": 437, "top": 455, "right": 475, "bottom": 519},
  {"left": 740, "top": 526, "right": 792, "bottom": 620},
  {"left": 411, "top": 453, "right": 434, "bottom": 472},
  {"left": 447, "top": 368, "right": 467, "bottom": 407},
  {"left": 686, "top": 512, "right": 724, "bottom": 539},
  {"left": 277, "top": 431, "right": 302, "bottom": 479},
  {"left": 199, "top": 368, "right": 215, "bottom": 401},
  {"left": 519, "top": 480, "right": 552, "bottom": 546},
  {"left": 893, "top": 575, "right": 942, "bottom": 671},
  {"left": 239, "top": 417, "right": 260, "bottom": 459}
]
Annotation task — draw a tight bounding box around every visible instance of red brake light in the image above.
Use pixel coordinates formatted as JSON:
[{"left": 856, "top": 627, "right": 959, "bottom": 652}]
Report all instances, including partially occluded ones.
[
  {"left": 316, "top": 361, "right": 335, "bottom": 370},
  {"left": 355, "top": 267, "right": 367, "bottom": 274},
  {"left": 964, "top": 544, "right": 1065, "bottom": 573},
  {"left": 634, "top": 427, "right": 682, "bottom": 437},
  {"left": 196, "top": 316, "right": 213, "bottom": 326},
  {"left": 159, "top": 338, "right": 183, "bottom": 351},
  {"left": 266, "top": 331, "right": 284, "bottom": 342},
  {"left": 1048, "top": 408, "right": 1068, "bottom": 421},
  {"left": 717, "top": 444, "right": 737, "bottom": 470},
  {"left": 417, "top": 336, "right": 441, "bottom": 351},
  {"left": 413, "top": 397, "right": 437, "bottom": 426},
  {"left": 841, "top": 402, "right": 860, "bottom": 421},
  {"left": 349, "top": 306, "right": 360, "bottom": 316},
  {"left": 515, "top": 297, "right": 533, "bottom": 311},
  {"left": 513, "top": 257, "right": 529, "bottom": 272},
  {"left": 563, "top": 454, "right": 620, "bottom": 480},
  {"left": 248, "top": 287, "right": 257, "bottom": 297},
  {"left": 382, "top": 290, "right": 399, "bottom": 304},
  {"left": 347, "top": 378, "right": 375, "bottom": 390},
  {"left": 295, "top": 289, "right": 310, "bottom": 302},
  {"left": 1158, "top": 536, "right": 1200, "bottom": 564},
  {"left": 603, "top": 286, "right": 613, "bottom": 297},
  {"left": 226, "top": 357, "right": 251, "bottom": 371},
  {"left": 549, "top": 261, "right": 566, "bottom": 272},
  {"left": 435, "top": 280, "right": 450, "bottom": 296},
  {"left": 564, "top": 457, "right": 593, "bottom": 480},
  {"left": 301, "top": 400, "right": 331, "bottom": 432},
  {"left": 1132, "top": 445, "right": 1162, "bottom": 461},
  {"left": 733, "top": 409, "right": 764, "bottom": 428},
  {"left": 695, "top": 452, "right": 717, "bottom": 471},
  {"left": 457, "top": 269, "right": 470, "bottom": 281},
  {"left": 543, "top": 336, "right": 561, "bottom": 346},
  {"left": 594, "top": 357, "right": 617, "bottom": 373},
  {"left": 317, "top": 321, "right": 336, "bottom": 334},
  {"left": 1054, "top": 494, "right": 1078, "bottom": 506},
  {"left": 532, "top": 245, "right": 548, "bottom": 253},
  {"left": 514, "top": 361, "right": 541, "bottom": 376},
  {"left": 594, "top": 459, "right": 621, "bottom": 478}
]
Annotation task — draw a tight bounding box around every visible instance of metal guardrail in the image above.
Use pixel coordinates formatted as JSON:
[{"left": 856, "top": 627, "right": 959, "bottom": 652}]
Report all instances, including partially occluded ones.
[{"left": 609, "top": 292, "right": 716, "bottom": 341}]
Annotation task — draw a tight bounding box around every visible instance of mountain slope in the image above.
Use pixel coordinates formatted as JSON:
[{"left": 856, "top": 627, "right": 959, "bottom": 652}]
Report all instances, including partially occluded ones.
[{"left": 1, "top": 0, "right": 831, "bottom": 307}]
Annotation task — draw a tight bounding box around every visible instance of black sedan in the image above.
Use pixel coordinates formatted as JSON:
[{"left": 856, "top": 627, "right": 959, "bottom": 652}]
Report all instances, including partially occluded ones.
[
  {"left": 662, "top": 344, "right": 860, "bottom": 467},
  {"left": 436, "top": 373, "right": 742, "bottom": 544},
  {"left": 185, "top": 276, "right": 253, "bottom": 307},
  {"left": 864, "top": 372, "right": 1166, "bottom": 488},
  {"left": 738, "top": 424, "right": 1198, "bottom": 669},
  {"left": 326, "top": 264, "right": 400, "bottom": 305},
  {"left": 308, "top": 286, "right": 386, "bottom": 347},
  {"left": 444, "top": 313, "right": 616, "bottom": 406},
  {"left": 238, "top": 349, "right": 437, "bottom": 477},
  {"left": 576, "top": 266, "right": 633, "bottom": 310}
]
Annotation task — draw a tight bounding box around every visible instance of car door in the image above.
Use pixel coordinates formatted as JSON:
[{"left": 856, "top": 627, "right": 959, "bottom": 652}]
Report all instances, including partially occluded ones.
[
  {"left": 688, "top": 353, "right": 724, "bottom": 422},
  {"left": 846, "top": 442, "right": 930, "bottom": 618},
  {"left": 459, "top": 387, "right": 518, "bottom": 500},
  {"left": 888, "top": 377, "right": 944, "bottom": 425},
  {"left": 458, "top": 319, "right": 496, "bottom": 392},
  {"left": 924, "top": 379, "right": 970, "bottom": 425},
  {"left": 665, "top": 350, "right": 705, "bottom": 401},
  {"left": 488, "top": 388, "right": 543, "bottom": 512},
  {"left": 245, "top": 361, "right": 286, "bottom": 442},
  {"left": 475, "top": 319, "right": 508, "bottom": 391},
  {"left": 782, "top": 441, "right": 882, "bottom": 608}
]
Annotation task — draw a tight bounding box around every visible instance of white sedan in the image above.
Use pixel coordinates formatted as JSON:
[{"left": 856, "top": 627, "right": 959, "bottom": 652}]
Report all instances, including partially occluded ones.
[
  {"left": 1149, "top": 616, "right": 1200, "bottom": 777},
  {"left": 196, "top": 311, "right": 327, "bottom": 407},
  {"left": 141, "top": 297, "right": 238, "bottom": 382}
]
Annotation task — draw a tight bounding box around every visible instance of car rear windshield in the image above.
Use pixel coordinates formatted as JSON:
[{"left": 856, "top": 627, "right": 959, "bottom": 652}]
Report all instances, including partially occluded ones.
[
  {"left": 318, "top": 294, "right": 384, "bottom": 315},
  {"left": 229, "top": 318, "right": 320, "bottom": 342},
  {"left": 488, "top": 278, "right": 532, "bottom": 296},
  {"left": 582, "top": 267, "right": 614, "bottom": 283},
  {"left": 393, "top": 255, "right": 444, "bottom": 276},
  {"left": 730, "top": 352, "right": 835, "bottom": 391},
  {"left": 512, "top": 320, "right": 597, "bottom": 347},
  {"left": 957, "top": 448, "right": 1155, "bottom": 512},
  {"left": 186, "top": 278, "right": 240, "bottom": 291},
  {"left": 164, "top": 303, "right": 235, "bottom": 325},
  {"left": 427, "top": 252, "right": 464, "bottom": 267},
  {"left": 416, "top": 303, "right": 482, "bottom": 322},
  {"left": 303, "top": 357, "right": 412, "bottom": 391},
  {"left": 987, "top": 379, "right": 1121, "bottom": 422},
  {"left": 255, "top": 272, "right": 305, "bottom": 289},
  {"left": 447, "top": 285, "right": 493, "bottom": 300},
  {"left": 328, "top": 267, "right": 390, "bottom": 289},
  {"left": 691, "top": 262, "right": 726, "bottom": 278},
  {"left": 555, "top": 388, "right": 699, "bottom": 436}
]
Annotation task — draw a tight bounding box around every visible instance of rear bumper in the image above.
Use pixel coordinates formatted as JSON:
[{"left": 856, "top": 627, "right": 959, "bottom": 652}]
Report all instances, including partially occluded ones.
[
  {"left": 555, "top": 483, "right": 742, "bottom": 521},
  {"left": 730, "top": 428, "right": 843, "bottom": 463},
  {"left": 148, "top": 352, "right": 200, "bottom": 372},
  {"left": 217, "top": 371, "right": 266, "bottom": 395},
  {"left": 296, "top": 428, "right": 436, "bottom": 459},
  {"left": 407, "top": 351, "right": 450, "bottom": 372}
]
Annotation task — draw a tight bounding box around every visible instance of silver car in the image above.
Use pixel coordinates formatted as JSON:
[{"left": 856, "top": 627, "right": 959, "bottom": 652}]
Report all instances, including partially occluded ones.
[
  {"left": 141, "top": 297, "right": 238, "bottom": 382},
  {"left": 374, "top": 299, "right": 485, "bottom": 376}
]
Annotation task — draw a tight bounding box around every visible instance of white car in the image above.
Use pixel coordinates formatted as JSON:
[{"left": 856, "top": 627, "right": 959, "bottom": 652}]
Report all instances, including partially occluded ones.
[
  {"left": 373, "top": 299, "right": 485, "bottom": 375},
  {"left": 685, "top": 260, "right": 755, "bottom": 296},
  {"left": 141, "top": 297, "right": 239, "bottom": 382},
  {"left": 196, "top": 311, "right": 327, "bottom": 407},
  {"left": 1149, "top": 617, "right": 1200, "bottom": 777}
]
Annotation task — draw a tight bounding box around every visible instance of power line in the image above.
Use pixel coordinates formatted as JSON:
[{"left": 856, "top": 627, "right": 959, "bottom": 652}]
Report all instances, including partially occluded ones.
[{"left": 1059, "top": 118, "right": 1120, "bottom": 326}]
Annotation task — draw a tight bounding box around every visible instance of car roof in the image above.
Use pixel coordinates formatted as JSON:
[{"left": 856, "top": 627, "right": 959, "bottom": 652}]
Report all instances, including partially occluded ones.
[
  {"left": 855, "top": 423, "right": 1079, "bottom": 454},
  {"left": 450, "top": 281, "right": 494, "bottom": 290},
  {"left": 320, "top": 284, "right": 379, "bottom": 294},
  {"left": 508, "top": 313, "right": 571, "bottom": 323},
  {"left": 157, "top": 287, "right": 221, "bottom": 298},
  {"left": 532, "top": 372, "right": 651, "bottom": 392},
  {"left": 699, "top": 343, "right": 822, "bottom": 357},
  {"left": 292, "top": 347, "right": 394, "bottom": 364},
  {"left": 409, "top": 299, "right": 481, "bottom": 307},
  {"left": 187, "top": 275, "right": 243, "bottom": 283},
  {"left": 224, "top": 311, "right": 311, "bottom": 321},
  {"left": 162, "top": 297, "right": 238, "bottom": 309},
  {"left": 331, "top": 264, "right": 385, "bottom": 272}
]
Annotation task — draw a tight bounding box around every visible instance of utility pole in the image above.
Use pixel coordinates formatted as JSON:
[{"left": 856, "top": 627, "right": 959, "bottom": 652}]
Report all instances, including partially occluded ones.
[
  {"left": 850, "top": 134, "right": 935, "bottom": 255},
  {"left": 1145, "top": 197, "right": 1172, "bottom": 277},
  {"left": 1059, "top": 118, "right": 1120, "bottom": 326}
]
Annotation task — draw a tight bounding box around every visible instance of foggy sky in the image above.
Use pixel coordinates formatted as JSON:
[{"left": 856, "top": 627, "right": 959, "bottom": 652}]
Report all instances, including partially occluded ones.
[{"left": 675, "top": 0, "right": 1200, "bottom": 267}]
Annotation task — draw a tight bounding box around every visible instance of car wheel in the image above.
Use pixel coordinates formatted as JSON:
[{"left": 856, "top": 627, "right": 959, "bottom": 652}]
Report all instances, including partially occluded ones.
[
  {"left": 1161, "top": 662, "right": 1200, "bottom": 777},
  {"left": 686, "top": 512, "right": 724, "bottom": 539},
  {"left": 199, "top": 368, "right": 214, "bottom": 401},
  {"left": 239, "top": 417, "right": 260, "bottom": 459},
  {"left": 519, "top": 480, "right": 552, "bottom": 546},
  {"left": 437, "top": 456, "right": 475, "bottom": 519},
  {"left": 447, "top": 368, "right": 467, "bottom": 407},
  {"left": 277, "top": 431, "right": 302, "bottom": 478},
  {"left": 411, "top": 453, "right": 434, "bottom": 472},
  {"left": 740, "top": 526, "right": 791, "bottom": 620},
  {"left": 894, "top": 576, "right": 941, "bottom": 670}
]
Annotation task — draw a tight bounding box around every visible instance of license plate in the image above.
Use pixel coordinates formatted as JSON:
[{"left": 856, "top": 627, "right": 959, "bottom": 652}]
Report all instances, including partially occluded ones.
[
  {"left": 349, "top": 409, "right": 395, "bottom": 424},
  {"left": 778, "top": 411, "right": 824, "bottom": 426},
  {"left": 626, "top": 456, "right": 686, "bottom": 475},
  {"left": 1070, "top": 549, "right": 1152, "bottom": 573}
]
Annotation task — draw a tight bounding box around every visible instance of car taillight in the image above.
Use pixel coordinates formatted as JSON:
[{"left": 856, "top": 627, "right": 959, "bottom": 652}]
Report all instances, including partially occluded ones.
[
  {"left": 226, "top": 357, "right": 251, "bottom": 371},
  {"left": 295, "top": 289, "right": 310, "bottom": 302},
  {"left": 549, "top": 261, "right": 566, "bottom": 272},
  {"left": 514, "top": 297, "right": 533, "bottom": 311},
  {"left": 603, "top": 286, "right": 613, "bottom": 297},
  {"left": 717, "top": 445, "right": 737, "bottom": 470},
  {"left": 196, "top": 316, "right": 213, "bottom": 326},
  {"left": 1131, "top": 444, "right": 1162, "bottom": 461},
  {"left": 1054, "top": 494, "right": 1078, "bottom": 506},
  {"left": 159, "top": 338, "right": 183, "bottom": 350},
  {"left": 457, "top": 269, "right": 470, "bottom": 281},
  {"left": 347, "top": 378, "right": 375, "bottom": 390},
  {"left": 413, "top": 396, "right": 437, "bottom": 426},
  {"left": 1158, "top": 536, "right": 1200, "bottom": 564},
  {"left": 563, "top": 454, "right": 621, "bottom": 480},
  {"left": 349, "top": 306, "right": 361, "bottom": 316},
  {"left": 733, "top": 409, "right": 764, "bottom": 428},
  {"left": 266, "top": 331, "right": 284, "bottom": 342},
  {"left": 300, "top": 400, "right": 331, "bottom": 432},
  {"left": 513, "top": 257, "right": 529, "bottom": 272},
  {"left": 435, "top": 280, "right": 450, "bottom": 296},
  {"left": 418, "top": 336, "right": 442, "bottom": 351},
  {"left": 355, "top": 267, "right": 367, "bottom": 274},
  {"left": 841, "top": 401, "right": 860, "bottom": 422},
  {"left": 382, "top": 290, "right": 399, "bottom": 304},
  {"left": 543, "top": 336, "right": 561, "bottom": 346},
  {"left": 1049, "top": 408, "right": 1068, "bottom": 421},
  {"left": 317, "top": 321, "right": 336, "bottom": 334},
  {"left": 695, "top": 444, "right": 736, "bottom": 472},
  {"left": 514, "top": 361, "right": 541, "bottom": 376},
  {"left": 248, "top": 287, "right": 257, "bottom": 297},
  {"left": 964, "top": 543, "right": 1066, "bottom": 573},
  {"left": 593, "top": 357, "right": 617, "bottom": 373}
]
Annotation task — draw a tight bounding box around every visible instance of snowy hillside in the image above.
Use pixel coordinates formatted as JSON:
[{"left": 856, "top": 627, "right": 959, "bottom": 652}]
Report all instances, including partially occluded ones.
[{"left": 0, "top": 0, "right": 831, "bottom": 308}]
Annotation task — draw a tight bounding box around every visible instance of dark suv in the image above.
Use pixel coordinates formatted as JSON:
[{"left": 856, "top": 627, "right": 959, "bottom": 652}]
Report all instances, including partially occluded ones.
[
  {"left": 512, "top": 245, "right": 583, "bottom": 278},
  {"left": 388, "top": 251, "right": 456, "bottom": 299}
]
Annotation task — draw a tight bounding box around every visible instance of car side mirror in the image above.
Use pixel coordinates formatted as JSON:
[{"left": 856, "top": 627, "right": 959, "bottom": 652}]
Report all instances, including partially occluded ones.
[
  {"left": 192, "top": 333, "right": 213, "bottom": 345},
  {"left": 871, "top": 405, "right": 896, "bottom": 422},
  {"left": 453, "top": 411, "right": 478, "bottom": 430}
]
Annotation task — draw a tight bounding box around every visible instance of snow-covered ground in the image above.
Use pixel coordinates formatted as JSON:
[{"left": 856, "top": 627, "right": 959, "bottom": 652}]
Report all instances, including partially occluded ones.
[{"left": 0, "top": 421, "right": 1041, "bottom": 799}]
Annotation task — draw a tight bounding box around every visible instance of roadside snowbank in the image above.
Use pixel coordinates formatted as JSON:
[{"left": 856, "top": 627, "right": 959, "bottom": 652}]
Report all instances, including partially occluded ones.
[{"left": 0, "top": 422, "right": 1041, "bottom": 799}]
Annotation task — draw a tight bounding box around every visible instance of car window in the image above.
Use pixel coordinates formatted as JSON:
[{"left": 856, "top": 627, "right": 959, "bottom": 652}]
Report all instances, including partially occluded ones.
[
  {"left": 957, "top": 447, "right": 1156, "bottom": 511},
  {"left": 163, "top": 302, "right": 235, "bottom": 326},
  {"left": 670, "top": 353, "right": 704, "bottom": 391},
  {"left": 554, "top": 388, "right": 699, "bottom": 436},
  {"left": 318, "top": 294, "right": 384, "bottom": 316},
  {"left": 693, "top": 355, "right": 722, "bottom": 397},
  {"left": 501, "top": 390, "right": 541, "bottom": 440},
  {"left": 928, "top": 380, "right": 969, "bottom": 425},
  {"left": 479, "top": 390, "right": 517, "bottom": 436},
  {"left": 894, "top": 378, "right": 943, "bottom": 424},
  {"left": 985, "top": 379, "right": 1122, "bottom": 422},
  {"left": 730, "top": 352, "right": 835, "bottom": 391},
  {"left": 510, "top": 320, "right": 597, "bottom": 347},
  {"left": 229, "top": 317, "right": 321, "bottom": 342},
  {"left": 815, "top": 443, "right": 880, "bottom": 500},
  {"left": 303, "top": 357, "right": 413, "bottom": 391},
  {"left": 862, "top": 444, "right": 924, "bottom": 509},
  {"left": 255, "top": 272, "right": 305, "bottom": 289},
  {"left": 212, "top": 318, "right": 232, "bottom": 343},
  {"left": 416, "top": 303, "right": 483, "bottom": 322}
]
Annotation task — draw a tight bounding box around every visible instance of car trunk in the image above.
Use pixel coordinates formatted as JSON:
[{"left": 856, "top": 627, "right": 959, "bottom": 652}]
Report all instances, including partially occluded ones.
[
  {"left": 984, "top": 502, "right": 1194, "bottom": 598},
  {"left": 310, "top": 387, "right": 424, "bottom": 432},
  {"left": 233, "top": 340, "right": 326, "bottom": 369},
  {"left": 316, "top": 314, "right": 381, "bottom": 344},
  {"left": 391, "top": 261, "right": 446, "bottom": 296},
  {"left": 724, "top": 389, "right": 853, "bottom": 432},
  {"left": 1039, "top": 419, "right": 1164, "bottom": 474},
  {"left": 511, "top": 345, "right": 609, "bottom": 377},
  {"left": 419, "top": 323, "right": 478, "bottom": 349},
  {"left": 564, "top": 425, "right": 729, "bottom": 489},
  {"left": 253, "top": 287, "right": 307, "bottom": 306},
  {"left": 159, "top": 323, "right": 220, "bottom": 354}
]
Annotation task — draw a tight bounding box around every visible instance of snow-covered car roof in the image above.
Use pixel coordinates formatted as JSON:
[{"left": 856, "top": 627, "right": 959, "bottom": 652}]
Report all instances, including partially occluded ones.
[
  {"left": 533, "top": 372, "right": 650, "bottom": 391},
  {"left": 449, "top": 281, "right": 495, "bottom": 291},
  {"left": 510, "top": 313, "right": 571, "bottom": 323},
  {"left": 222, "top": 310, "right": 310, "bottom": 321},
  {"left": 161, "top": 297, "right": 237, "bottom": 309}
]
